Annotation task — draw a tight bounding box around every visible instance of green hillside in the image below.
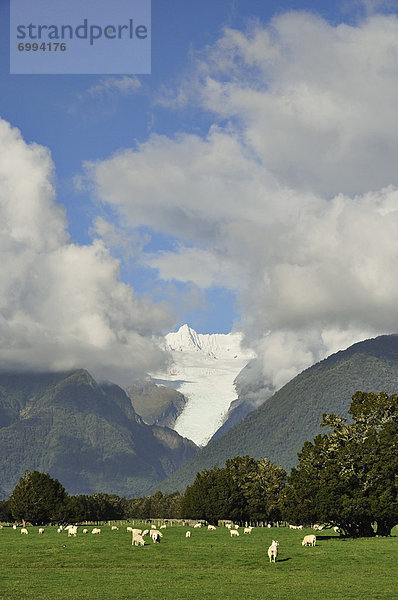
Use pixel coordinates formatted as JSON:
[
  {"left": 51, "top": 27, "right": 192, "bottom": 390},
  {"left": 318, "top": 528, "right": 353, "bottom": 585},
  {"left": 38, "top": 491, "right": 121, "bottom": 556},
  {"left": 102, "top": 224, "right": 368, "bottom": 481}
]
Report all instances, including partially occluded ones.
[
  {"left": 157, "top": 334, "right": 398, "bottom": 493},
  {"left": 0, "top": 369, "right": 197, "bottom": 498}
]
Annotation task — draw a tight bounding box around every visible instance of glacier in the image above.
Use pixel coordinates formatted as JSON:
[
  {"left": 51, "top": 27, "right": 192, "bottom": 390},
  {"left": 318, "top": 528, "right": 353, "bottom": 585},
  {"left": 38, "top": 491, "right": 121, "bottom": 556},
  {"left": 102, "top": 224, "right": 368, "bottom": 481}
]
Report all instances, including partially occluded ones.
[{"left": 151, "top": 324, "right": 255, "bottom": 446}]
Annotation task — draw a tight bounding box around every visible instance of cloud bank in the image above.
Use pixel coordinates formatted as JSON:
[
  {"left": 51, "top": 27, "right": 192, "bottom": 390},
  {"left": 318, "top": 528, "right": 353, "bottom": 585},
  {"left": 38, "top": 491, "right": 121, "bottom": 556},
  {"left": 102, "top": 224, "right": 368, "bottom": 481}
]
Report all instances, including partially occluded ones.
[
  {"left": 0, "top": 118, "right": 173, "bottom": 384},
  {"left": 86, "top": 11, "right": 398, "bottom": 394}
]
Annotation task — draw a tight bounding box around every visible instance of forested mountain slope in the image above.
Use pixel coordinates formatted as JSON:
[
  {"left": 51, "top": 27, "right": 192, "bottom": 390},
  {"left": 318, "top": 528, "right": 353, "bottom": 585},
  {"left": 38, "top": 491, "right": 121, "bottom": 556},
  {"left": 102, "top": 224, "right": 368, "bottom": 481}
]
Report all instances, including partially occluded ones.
[
  {"left": 157, "top": 334, "right": 398, "bottom": 493},
  {"left": 0, "top": 369, "right": 197, "bottom": 498}
]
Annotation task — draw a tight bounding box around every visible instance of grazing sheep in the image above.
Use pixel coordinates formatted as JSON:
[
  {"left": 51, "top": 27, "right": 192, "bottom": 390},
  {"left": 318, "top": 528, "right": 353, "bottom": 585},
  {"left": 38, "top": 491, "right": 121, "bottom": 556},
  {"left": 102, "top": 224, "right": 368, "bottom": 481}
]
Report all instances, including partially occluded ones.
[
  {"left": 230, "top": 530, "right": 239, "bottom": 537},
  {"left": 150, "top": 530, "right": 163, "bottom": 543},
  {"left": 13, "top": 525, "right": 17, "bottom": 530},
  {"left": 91, "top": 528, "right": 101, "bottom": 535},
  {"left": 244, "top": 527, "right": 253, "bottom": 534},
  {"left": 225, "top": 523, "right": 232, "bottom": 529},
  {"left": 151, "top": 525, "right": 157, "bottom": 529},
  {"left": 38, "top": 528, "right": 44, "bottom": 534},
  {"left": 302, "top": 534, "right": 316, "bottom": 547},
  {"left": 194, "top": 523, "right": 202, "bottom": 528},
  {"left": 68, "top": 526, "right": 78, "bottom": 537},
  {"left": 132, "top": 534, "right": 145, "bottom": 546},
  {"left": 208, "top": 525, "right": 216, "bottom": 531},
  {"left": 267, "top": 540, "right": 279, "bottom": 563},
  {"left": 160, "top": 524, "right": 166, "bottom": 529},
  {"left": 234, "top": 524, "right": 239, "bottom": 530},
  {"left": 186, "top": 531, "right": 191, "bottom": 538},
  {"left": 111, "top": 526, "right": 118, "bottom": 531},
  {"left": 21, "top": 528, "right": 28, "bottom": 535},
  {"left": 83, "top": 529, "right": 88, "bottom": 534},
  {"left": 57, "top": 527, "right": 62, "bottom": 533}
]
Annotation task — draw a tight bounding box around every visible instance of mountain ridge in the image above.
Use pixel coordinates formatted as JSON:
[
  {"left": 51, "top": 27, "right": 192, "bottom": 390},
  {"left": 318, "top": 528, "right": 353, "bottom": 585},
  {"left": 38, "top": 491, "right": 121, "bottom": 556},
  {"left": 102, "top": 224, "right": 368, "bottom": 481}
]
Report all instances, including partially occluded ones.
[
  {"left": 0, "top": 369, "right": 198, "bottom": 498},
  {"left": 155, "top": 333, "right": 398, "bottom": 493}
]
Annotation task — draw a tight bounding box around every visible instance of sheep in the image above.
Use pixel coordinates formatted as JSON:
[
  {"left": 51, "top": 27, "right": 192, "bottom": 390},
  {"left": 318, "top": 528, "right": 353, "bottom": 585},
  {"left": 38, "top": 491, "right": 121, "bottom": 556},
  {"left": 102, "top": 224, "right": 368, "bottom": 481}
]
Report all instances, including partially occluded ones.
[
  {"left": 208, "top": 525, "right": 216, "bottom": 530},
  {"left": 160, "top": 524, "right": 166, "bottom": 529},
  {"left": 57, "top": 527, "right": 62, "bottom": 533},
  {"left": 82, "top": 529, "right": 88, "bottom": 534},
  {"left": 13, "top": 525, "right": 17, "bottom": 530},
  {"left": 132, "top": 533, "right": 145, "bottom": 546},
  {"left": 234, "top": 524, "right": 239, "bottom": 530},
  {"left": 68, "top": 526, "right": 78, "bottom": 537},
  {"left": 91, "top": 528, "right": 101, "bottom": 535},
  {"left": 225, "top": 523, "right": 232, "bottom": 529},
  {"left": 111, "top": 526, "right": 119, "bottom": 531},
  {"left": 267, "top": 540, "right": 279, "bottom": 563},
  {"left": 150, "top": 530, "right": 163, "bottom": 543},
  {"left": 230, "top": 530, "right": 239, "bottom": 537},
  {"left": 38, "top": 528, "right": 45, "bottom": 534},
  {"left": 142, "top": 529, "right": 149, "bottom": 536},
  {"left": 21, "top": 528, "right": 28, "bottom": 535},
  {"left": 185, "top": 531, "right": 191, "bottom": 538},
  {"left": 151, "top": 525, "right": 157, "bottom": 529},
  {"left": 194, "top": 523, "right": 202, "bottom": 528},
  {"left": 244, "top": 527, "right": 253, "bottom": 534},
  {"left": 302, "top": 534, "right": 316, "bottom": 547}
]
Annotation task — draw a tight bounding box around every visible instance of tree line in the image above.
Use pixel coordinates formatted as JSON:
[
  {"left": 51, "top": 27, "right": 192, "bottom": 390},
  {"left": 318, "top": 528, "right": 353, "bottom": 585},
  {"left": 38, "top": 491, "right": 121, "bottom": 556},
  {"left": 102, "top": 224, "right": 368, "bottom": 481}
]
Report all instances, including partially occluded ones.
[{"left": 1, "top": 392, "right": 397, "bottom": 536}]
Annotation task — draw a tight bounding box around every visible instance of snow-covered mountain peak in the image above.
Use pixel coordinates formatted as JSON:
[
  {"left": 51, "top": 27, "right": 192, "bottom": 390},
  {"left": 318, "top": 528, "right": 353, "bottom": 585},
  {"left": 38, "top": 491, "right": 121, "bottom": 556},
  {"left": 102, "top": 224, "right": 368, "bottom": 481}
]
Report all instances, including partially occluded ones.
[
  {"left": 165, "top": 324, "right": 248, "bottom": 359},
  {"left": 152, "top": 325, "right": 256, "bottom": 446}
]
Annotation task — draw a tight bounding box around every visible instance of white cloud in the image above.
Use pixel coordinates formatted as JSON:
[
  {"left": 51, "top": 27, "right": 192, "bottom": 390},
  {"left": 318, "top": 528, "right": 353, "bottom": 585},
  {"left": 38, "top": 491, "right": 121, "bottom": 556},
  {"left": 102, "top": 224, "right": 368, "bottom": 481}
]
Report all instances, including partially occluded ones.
[
  {"left": 83, "top": 76, "right": 142, "bottom": 97},
  {"left": 0, "top": 118, "right": 173, "bottom": 384},
  {"left": 85, "top": 11, "right": 398, "bottom": 393}
]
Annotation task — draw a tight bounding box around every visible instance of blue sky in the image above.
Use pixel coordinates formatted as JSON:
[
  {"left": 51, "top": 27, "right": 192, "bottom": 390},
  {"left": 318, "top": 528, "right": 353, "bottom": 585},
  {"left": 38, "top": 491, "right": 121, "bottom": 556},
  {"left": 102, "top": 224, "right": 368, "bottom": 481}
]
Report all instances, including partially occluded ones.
[
  {"left": 1, "top": 0, "right": 398, "bottom": 385},
  {"left": 0, "top": 0, "right": 361, "bottom": 333}
]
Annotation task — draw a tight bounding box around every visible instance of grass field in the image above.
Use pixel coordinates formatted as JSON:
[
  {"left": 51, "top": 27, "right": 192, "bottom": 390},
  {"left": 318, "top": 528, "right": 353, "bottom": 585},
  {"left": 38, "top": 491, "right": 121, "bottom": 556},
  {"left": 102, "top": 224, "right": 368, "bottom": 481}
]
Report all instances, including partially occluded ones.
[{"left": 0, "top": 523, "right": 396, "bottom": 600}]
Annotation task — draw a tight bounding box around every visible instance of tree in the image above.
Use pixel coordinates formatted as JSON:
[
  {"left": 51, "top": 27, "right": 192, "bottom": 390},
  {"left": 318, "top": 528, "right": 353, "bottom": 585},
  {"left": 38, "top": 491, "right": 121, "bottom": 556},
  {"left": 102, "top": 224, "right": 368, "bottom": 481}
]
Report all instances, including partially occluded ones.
[
  {"left": 282, "top": 392, "right": 398, "bottom": 536},
  {"left": 181, "top": 456, "right": 286, "bottom": 524},
  {"left": 9, "top": 471, "right": 68, "bottom": 525}
]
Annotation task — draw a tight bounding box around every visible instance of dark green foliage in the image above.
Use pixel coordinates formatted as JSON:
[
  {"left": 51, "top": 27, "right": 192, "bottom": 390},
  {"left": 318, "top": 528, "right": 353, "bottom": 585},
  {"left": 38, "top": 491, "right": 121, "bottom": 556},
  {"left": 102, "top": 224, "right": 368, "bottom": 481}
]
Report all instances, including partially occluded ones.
[
  {"left": 282, "top": 392, "right": 398, "bottom": 536},
  {"left": 127, "top": 490, "right": 183, "bottom": 519},
  {"left": 159, "top": 334, "right": 398, "bottom": 493},
  {"left": 181, "top": 456, "right": 286, "bottom": 524},
  {"left": 0, "top": 499, "right": 12, "bottom": 521},
  {"left": 9, "top": 470, "right": 68, "bottom": 525},
  {"left": 0, "top": 370, "right": 198, "bottom": 497}
]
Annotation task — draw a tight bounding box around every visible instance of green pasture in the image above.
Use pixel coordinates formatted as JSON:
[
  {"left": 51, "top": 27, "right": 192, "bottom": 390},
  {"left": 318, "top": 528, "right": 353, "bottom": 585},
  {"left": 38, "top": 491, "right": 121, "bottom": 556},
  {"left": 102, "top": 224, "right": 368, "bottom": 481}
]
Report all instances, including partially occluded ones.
[{"left": 0, "top": 523, "right": 396, "bottom": 600}]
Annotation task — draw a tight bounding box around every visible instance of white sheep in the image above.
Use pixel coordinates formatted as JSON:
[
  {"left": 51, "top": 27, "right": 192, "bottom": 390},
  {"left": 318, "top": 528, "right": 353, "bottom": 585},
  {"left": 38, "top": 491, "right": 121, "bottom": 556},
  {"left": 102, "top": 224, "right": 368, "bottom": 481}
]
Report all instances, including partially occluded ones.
[
  {"left": 230, "top": 530, "right": 239, "bottom": 537},
  {"left": 150, "top": 530, "right": 163, "bottom": 543},
  {"left": 38, "top": 528, "right": 44, "bottom": 534},
  {"left": 111, "top": 526, "right": 119, "bottom": 531},
  {"left": 225, "top": 523, "right": 232, "bottom": 529},
  {"left": 186, "top": 531, "right": 191, "bottom": 538},
  {"left": 83, "top": 529, "right": 88, "bottom": 534},
  {"left": 132, "top": 533, "right": 145, "bottom": 546},
  {"left": 267, "top": 540, "right": 279, "bottom": 563},
  {"left": 194, "top": 523, "right": 202, "bottom": 528},
  {"left": 244, "top": 527, "right": 253, "bottom": 534},
  {"left": 234, "top": 524, "right": 239, "bottom": 530},
  {"left": 13, "top": 525, "right": 17, "bottom": 530},
  {"left": 68, "top": 526, "right": 78, "bottom": 537},
  {"left": 57, "top": 527, "right": 62, "bottom": 533},
  {"left": 302, "top": 534, "right": 316, "bottom": 547},
  {"left": 208, "top": 525, "right": 216, "bottom": 530},
  {"left": 91, "top": 528, "right": 101, "bottom": 535},
  {"left": 160, "top": 524, "right": 166, "bottom": 529},
  {"left": 142, "top": 529, "right": 149, "bottom": 536},
  {"left": 21, "top": 528, "right": 28, "bottom": 535}
]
